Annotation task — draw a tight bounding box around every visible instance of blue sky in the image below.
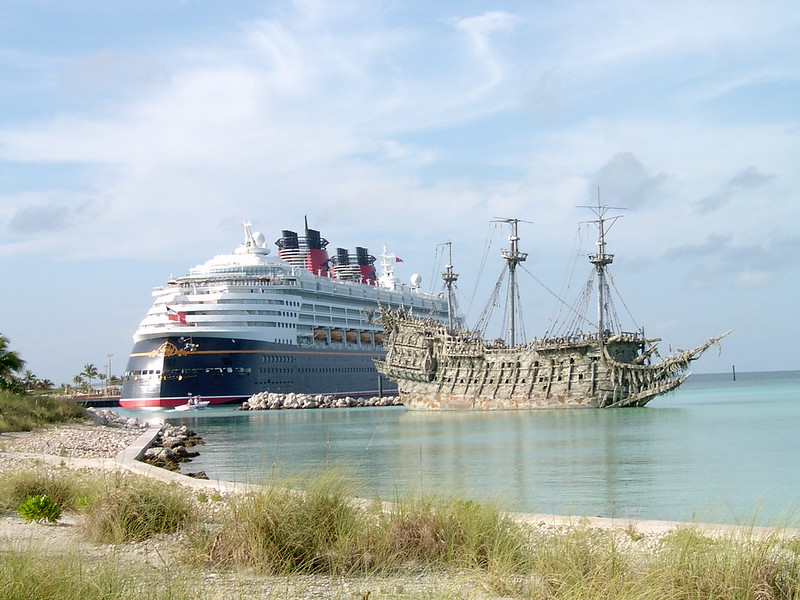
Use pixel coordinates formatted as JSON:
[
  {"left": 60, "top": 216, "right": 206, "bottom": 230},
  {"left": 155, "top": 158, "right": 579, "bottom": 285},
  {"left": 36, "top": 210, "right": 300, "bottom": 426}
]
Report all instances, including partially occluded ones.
[{"left": 1, "top": 0, "right": 798, "bottom": 385}]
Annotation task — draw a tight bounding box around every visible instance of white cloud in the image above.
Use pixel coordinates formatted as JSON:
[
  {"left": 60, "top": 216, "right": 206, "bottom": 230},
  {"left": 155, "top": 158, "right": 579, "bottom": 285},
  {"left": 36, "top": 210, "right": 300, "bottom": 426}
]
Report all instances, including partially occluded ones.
[{"left": 451, "top": 11, "right": 522, "bottom": 95}]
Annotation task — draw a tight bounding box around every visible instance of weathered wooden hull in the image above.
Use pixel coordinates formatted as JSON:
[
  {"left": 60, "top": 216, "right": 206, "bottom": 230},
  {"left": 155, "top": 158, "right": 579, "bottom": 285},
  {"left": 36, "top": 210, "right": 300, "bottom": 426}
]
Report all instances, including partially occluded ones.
[{"left": 374, "top": 309, "right": 727, "bottom": 411}]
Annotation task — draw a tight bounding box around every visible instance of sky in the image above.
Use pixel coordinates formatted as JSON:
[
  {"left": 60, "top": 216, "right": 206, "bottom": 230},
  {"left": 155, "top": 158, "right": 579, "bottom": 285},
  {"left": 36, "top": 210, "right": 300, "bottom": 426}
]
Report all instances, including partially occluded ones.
[{"left": 1, "top": 0, "right": 798, "bottom": 386}]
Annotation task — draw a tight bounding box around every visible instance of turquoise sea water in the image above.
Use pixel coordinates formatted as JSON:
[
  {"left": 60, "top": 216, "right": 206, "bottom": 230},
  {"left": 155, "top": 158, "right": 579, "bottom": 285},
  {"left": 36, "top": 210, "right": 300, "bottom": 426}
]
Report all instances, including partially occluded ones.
[{"left": 118, "top": 371, "right": 800, "bottom": 526}]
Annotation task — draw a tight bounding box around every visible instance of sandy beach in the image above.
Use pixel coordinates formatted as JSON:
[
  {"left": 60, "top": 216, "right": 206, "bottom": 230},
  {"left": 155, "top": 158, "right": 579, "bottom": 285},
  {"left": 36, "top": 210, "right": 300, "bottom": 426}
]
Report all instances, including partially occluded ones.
[{"left": 0, "top": 418, "right": 790, "bottom": 599}]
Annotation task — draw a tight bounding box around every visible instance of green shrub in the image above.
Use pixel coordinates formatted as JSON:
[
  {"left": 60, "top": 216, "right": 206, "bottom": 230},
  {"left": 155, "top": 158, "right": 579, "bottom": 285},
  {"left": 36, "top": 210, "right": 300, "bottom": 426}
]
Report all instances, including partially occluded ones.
[
  {"left": 0, "top": 468, "right": 89, "bottom": 511},
  {"left": 18, "top": 494, "right": 62, "bottom": 524}
]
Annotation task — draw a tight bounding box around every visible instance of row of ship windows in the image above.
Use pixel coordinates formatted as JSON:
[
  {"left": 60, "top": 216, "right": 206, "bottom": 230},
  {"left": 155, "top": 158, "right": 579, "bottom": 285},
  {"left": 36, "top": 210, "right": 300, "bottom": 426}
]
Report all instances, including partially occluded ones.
[
  {"left": 125, "top": 367, "right": 250, "bottom": 378},
  {"left": 125, "top": 365, "right": 374, "bottom": 378},
  {"left": 300, "top": 304, "right": 363, "bottom": 316},
  {"left": 257, "top": 367, "right": 372, "bottom": 374},
  {"left": 176, "top": 299, "right": 291, "bottom": 306},
  {"left": 469, "top": 358, "right": 583, "bottom": 370},
  {"left": 442, "top": 373, "right": 587, "bottom": 386}
]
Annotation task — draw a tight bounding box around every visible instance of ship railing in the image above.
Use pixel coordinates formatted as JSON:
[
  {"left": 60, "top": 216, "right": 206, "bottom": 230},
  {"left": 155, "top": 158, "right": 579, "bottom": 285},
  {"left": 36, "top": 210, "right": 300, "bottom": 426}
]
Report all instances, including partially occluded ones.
[{"left": 527, "top": 329, "right": 647, "bottom": 349}]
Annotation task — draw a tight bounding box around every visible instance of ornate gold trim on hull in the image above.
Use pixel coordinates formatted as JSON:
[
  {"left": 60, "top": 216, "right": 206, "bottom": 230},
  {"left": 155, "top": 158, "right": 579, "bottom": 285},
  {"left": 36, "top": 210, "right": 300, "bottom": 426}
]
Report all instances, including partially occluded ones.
[{"left": 148, "top": 342, "right": 190, "bottom": 358}]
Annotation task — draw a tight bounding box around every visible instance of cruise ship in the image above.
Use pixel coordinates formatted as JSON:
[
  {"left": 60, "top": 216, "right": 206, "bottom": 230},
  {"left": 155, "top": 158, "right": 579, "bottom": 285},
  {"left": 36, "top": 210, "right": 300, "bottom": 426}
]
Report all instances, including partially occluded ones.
[{"left": 119, "top": 221, "right": 448, "bottom": 408}]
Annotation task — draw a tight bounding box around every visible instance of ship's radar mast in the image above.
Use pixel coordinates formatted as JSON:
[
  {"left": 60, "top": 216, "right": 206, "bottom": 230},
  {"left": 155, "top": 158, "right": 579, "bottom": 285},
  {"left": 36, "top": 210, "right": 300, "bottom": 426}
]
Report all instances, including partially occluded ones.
[{"left": 239, "top": 220, "right": 269, "bottom": 255}]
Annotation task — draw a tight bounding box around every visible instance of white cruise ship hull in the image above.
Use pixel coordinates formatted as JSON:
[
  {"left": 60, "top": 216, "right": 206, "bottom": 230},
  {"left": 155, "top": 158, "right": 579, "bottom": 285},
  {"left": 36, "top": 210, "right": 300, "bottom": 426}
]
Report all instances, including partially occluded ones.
[{"left": 119, "top": 221, "right": 447, "bottom": 408}]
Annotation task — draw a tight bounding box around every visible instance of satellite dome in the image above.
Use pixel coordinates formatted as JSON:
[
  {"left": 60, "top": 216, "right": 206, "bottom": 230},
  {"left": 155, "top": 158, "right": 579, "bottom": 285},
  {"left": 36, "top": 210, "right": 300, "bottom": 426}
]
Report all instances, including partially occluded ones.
[
  {"left": 253, "top": 232, "right": 266, "bottom": 247},
  {"left": 410, "top": 273, "right": 422, "bottom": 287}
]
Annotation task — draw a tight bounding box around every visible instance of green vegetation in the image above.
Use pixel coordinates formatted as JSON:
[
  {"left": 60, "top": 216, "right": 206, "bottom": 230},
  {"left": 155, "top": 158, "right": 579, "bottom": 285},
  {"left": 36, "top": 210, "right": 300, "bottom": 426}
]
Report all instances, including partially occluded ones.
[
  {"left": 0, "top": 466, "right": 92, "bottom": 511},
  {"left": 1, "top": 466, "right": 799, "bottom": 599},
  {"left": 0, "top": 388, "right": 85, "bottom": 433},
  {"left": 17, "top": 495, "right": 62, "bottom": 524},
  {"left": 0, "top": 548, "right": 197, "bottom": 600},
  {"left": 199, "top": 469, "right": 530, "bottom": 578},
  {"left": 0, "top": 335, "right": 25, "bottom": 393},
  {"left": 0, "top": 468, "right": 194, "bottom": 542},
  {"left": 80, "top": 472, "right": 196, "bottom": 543}
]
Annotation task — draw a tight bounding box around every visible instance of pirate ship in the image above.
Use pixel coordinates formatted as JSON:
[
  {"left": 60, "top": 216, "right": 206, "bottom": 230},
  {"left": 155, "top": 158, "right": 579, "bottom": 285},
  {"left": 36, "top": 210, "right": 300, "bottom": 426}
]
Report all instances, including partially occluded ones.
[{"left": 374, "top": 205, "right": 729, "bottom": 410}]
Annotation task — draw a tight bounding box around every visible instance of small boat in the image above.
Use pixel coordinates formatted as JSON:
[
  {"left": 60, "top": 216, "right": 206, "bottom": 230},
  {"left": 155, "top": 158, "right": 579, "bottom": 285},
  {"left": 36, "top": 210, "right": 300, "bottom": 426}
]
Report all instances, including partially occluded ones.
[{"left": 173, "top": 397, "right": 210, "bottom": 411}]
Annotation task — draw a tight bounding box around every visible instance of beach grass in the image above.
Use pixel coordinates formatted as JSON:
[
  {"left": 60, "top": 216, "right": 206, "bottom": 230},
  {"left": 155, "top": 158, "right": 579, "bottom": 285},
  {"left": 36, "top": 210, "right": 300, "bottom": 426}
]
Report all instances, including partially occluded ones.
[
  {"left": 201, "top": 468, "right": 366, "bottom": 573},
  {"left": 0, "top": 546, "right": 198, "bottom": 600},
  {"left": 198, "top": 468, "right": 531, "bottom": 578},
  {"left": 0, "top": 467, "right": 196, "bottom": 543},
  {"left": 80, "top": 471, "right": 196, "bottom": 544},
  {"left": 2, "top": 465, "right": 800, "bottom": 598},
  {"left": 0, "top": 389, "right": 85, "bottom": 433},
  {"left": 0, "top": 466, "right": 92, "bottom": 511}
]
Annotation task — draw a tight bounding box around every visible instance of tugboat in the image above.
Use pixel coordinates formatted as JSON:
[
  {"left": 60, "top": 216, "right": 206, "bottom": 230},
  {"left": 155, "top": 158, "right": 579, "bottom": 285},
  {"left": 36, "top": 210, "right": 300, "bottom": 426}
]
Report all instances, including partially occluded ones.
[{"left": 375, "top": 204, "right": 730, "bottom": 410}]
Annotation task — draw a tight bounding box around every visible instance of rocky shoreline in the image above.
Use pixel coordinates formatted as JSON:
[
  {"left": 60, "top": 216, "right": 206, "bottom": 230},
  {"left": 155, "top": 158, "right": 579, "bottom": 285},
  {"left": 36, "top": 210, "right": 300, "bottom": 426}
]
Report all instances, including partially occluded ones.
[
  {"left": 140, "top": 423, "right": 206, "bottom": 476},
  {"left": 240, "top": 391, "right": 402, "bottom": 410}
]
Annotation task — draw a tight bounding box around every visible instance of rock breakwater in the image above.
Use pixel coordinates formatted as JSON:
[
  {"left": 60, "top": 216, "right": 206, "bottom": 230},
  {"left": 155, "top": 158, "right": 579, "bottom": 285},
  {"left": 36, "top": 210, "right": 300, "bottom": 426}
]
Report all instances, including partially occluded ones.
[
  {"left": 141, "top": 424, "right": 206, "bottom": 477},
  {"left": 240, "top": 392, "right": 402, "bottom": 411}
]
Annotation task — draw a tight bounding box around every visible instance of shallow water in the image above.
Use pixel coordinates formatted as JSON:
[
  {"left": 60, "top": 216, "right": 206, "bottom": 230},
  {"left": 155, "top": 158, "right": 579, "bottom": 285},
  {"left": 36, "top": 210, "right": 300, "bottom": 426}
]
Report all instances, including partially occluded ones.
[{"left": 117, "top": 371, "right": 800, "bottom": 525}]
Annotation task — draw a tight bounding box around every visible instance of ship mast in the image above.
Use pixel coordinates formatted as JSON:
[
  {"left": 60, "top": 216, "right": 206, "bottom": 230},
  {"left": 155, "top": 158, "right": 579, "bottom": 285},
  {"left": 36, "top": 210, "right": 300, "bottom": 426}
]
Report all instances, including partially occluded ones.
[
  {"left": 440, "top": 241, "right": 460, "bottom": 329},
  {"left": 496, "top": 218, "right": 529, "bottom": 346},
  {"left": 579, "top": 199, "right": 624, "bottom": 350}
]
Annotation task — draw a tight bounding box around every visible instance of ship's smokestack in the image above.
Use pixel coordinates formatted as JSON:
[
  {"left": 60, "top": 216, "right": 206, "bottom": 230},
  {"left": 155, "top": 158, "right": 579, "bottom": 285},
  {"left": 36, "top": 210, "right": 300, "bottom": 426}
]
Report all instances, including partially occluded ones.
[
  {"left": 305, "top": 226, "right": 330, "bottom": 276},
  {"left": 356, "top": 246, "right": 377, "bottom": 285}
]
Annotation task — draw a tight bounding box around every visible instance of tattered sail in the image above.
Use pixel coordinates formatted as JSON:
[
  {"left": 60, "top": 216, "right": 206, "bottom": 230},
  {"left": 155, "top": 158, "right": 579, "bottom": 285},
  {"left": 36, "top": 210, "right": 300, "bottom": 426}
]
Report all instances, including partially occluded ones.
[{"left": 374, "top": 206, "right": 730, "bottom": 410}]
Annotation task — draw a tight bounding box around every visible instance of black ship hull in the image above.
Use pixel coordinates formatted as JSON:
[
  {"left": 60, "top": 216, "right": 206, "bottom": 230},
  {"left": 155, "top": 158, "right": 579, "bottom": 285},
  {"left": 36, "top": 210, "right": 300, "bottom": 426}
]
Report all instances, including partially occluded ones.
[{"left": 120, "top": 336, "right": 395, "bottom": 408}]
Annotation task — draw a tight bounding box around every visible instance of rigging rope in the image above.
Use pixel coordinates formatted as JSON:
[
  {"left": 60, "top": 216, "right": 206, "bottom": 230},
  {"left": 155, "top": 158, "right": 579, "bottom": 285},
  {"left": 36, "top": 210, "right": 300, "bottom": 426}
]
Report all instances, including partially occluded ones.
[
  {"left": 475, "top": 263, "right": 507, "bottom": 336},
  {"left": 517, "top": 263, "right": 594, "bottom": 333},
  {"left": 606, "top": 271, "right": 641, "bottom": 333},
  {"left": 467, "top": 221, "right": 500, "bottom": 322}
]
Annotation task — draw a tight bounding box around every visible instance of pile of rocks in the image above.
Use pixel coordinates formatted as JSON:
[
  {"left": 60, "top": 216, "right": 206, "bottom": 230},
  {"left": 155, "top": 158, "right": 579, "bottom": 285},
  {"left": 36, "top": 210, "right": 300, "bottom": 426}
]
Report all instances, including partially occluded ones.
[
  {"left": 140, "top": 424, "right": 206, "bottom": 478},
  {"left": 86, "top": 407, "right": 145, "bottom": 429},
  {"left": 240, "top": 392, "right": 403, "bottom": 411}
]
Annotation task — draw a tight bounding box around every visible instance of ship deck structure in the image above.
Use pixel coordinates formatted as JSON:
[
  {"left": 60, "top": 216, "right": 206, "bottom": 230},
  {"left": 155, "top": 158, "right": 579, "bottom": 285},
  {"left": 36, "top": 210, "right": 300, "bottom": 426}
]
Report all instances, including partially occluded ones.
[{"left": 120, "top": 221, "right": 448, "bottom": 408}]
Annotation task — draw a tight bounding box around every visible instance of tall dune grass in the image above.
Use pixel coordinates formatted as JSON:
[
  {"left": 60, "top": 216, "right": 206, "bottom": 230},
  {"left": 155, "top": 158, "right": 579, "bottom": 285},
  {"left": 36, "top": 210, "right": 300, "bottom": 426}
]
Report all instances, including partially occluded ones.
[
  {"left": 0, "top": 547, "right": 197, "bottom": 600},
  {"left": 201, "top": 468, "right": 533, "bottom": 578},
  {"left": 2, "top": 465, "right": 800, "bottom": 598},
  {"left": 0, "top": 389, "right": 85, "bottom": 433},
  {"left": 0, "top": 467, "right": 90, "bottom": 511},
  {"left": 80, "top": 472, "right": 196, "bottom": 543}
]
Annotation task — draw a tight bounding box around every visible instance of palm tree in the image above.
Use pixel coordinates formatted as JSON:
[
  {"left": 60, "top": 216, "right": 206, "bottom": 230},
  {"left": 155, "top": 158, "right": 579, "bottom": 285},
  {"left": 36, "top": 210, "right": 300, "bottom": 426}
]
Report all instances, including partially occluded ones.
[
  {"left": 0, "top": 334, "right": 25, "bottom": 391},
  {"left": 82, "top": 363, "right": 99, "bottom": 392},
  {"left": 37, "top": 379, "right": 54, "bottom": 391},
  {"left": 73, "top": 374, "right": 84, "bottom": 392},
  {"left": 22, "top": 370, "right": 37, "bottom": 390}
]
